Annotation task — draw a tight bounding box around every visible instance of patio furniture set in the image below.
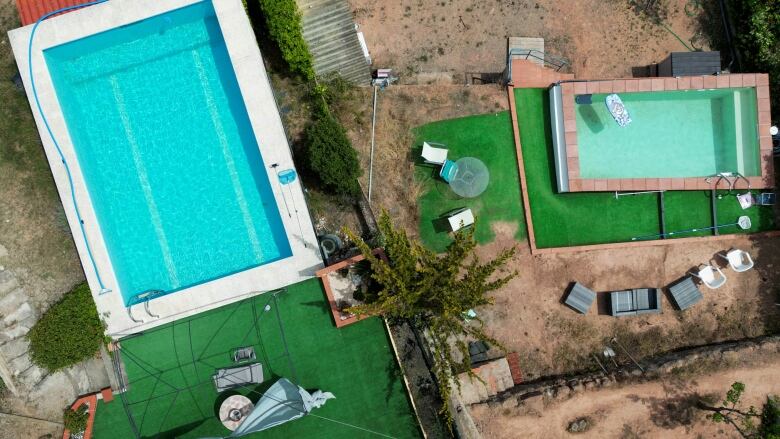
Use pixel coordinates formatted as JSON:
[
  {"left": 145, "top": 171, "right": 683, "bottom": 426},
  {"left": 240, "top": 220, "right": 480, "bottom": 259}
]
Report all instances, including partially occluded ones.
[
  {"left": 565, "top": 248, "right": 754, "bottom": 316},
  {"left": 212, "top": 346, "right": 263, "bottom": 431},
  {"left": 422, "top": 141, "right": 490, "bottom": 232}
]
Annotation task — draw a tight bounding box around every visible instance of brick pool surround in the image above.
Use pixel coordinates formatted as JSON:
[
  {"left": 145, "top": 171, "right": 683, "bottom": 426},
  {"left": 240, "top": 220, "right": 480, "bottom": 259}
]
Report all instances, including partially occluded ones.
[
  {"left": 559, "top": 74, "right": 774, "bottom": 192},
  {"left": 507, "top": 82, "right": 779, "bottom": 255}
]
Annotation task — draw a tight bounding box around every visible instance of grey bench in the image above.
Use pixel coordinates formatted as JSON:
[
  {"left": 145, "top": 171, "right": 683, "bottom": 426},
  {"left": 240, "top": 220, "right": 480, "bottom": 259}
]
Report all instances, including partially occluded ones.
[
  {"left": 668, "top": 277, "right": 703, "bottom": 310},
  {"left": 610, "top": 288, "right": 662, "bottom": 317},
  {"left": 564, "top": 282, "right": 597, "bottom": 314},
  {"left": 213, "top": 363, "right": 263, "bottom": 393}
]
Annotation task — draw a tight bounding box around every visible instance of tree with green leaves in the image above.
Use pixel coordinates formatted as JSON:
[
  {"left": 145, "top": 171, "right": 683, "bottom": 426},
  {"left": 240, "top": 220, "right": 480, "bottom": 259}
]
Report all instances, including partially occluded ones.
[
  {"left": 344, "top": 211, "right": 516, "bottom": 423},
  {"left": 304, "top": 102, "right": 362, "bottom": 198},
  {"left": 699, "top": 382, "right": 780, "bottom": 438}
]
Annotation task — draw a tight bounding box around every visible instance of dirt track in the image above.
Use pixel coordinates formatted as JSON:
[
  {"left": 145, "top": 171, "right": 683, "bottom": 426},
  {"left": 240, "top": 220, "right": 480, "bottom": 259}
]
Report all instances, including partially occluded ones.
[{"left": 471, "top": 353, "right": 780, "bottom": 438}]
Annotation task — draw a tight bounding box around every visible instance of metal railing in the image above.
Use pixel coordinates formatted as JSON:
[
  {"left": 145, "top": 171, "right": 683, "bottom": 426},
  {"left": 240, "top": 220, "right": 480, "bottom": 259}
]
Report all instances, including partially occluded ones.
[{"left": 506, "top": 48, "right": 570, "bottom": 83}]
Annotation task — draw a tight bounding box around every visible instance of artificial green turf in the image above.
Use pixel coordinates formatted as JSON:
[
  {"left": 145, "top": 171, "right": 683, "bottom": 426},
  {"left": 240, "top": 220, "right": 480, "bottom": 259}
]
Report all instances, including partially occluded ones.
[
  {"left": 514, "top": 88, "right": 776, "bottom": 248},
  {"left": 91, "top": 279, "right": 421, "bottom": 439},
  {"left": 413, "top": 112, "right": 526, "bottom": 252}
]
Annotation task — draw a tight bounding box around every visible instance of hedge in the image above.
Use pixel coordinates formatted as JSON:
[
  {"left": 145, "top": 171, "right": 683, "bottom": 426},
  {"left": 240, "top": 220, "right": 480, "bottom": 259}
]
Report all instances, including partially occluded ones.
[
  {"left": 27, "top": 283, "right": 104, "bottom": 372},
  {"left": 305, "top": 103, "right": 362, "bottom": 198},
  {"left": 258, "top": 0, "right": 315, "bottom": 80}
]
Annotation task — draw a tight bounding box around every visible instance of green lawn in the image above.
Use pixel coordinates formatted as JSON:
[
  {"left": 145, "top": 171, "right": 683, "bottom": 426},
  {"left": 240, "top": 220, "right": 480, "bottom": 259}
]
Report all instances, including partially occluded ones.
[
  {"left": 514, "top": 88, "right": 776, "bottom": 248},
  {"left": 92, "top": 279, "right": 421, "bottom": 439},
  {"left": 413, "top": 112, "right": 526, "bottom": 252}
]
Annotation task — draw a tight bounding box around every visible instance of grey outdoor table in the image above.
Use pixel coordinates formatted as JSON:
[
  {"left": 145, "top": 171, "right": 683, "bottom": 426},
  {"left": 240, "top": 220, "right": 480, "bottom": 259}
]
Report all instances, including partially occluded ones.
[{"left": 450, "top": 157, "right": 490, "bottom": 198}]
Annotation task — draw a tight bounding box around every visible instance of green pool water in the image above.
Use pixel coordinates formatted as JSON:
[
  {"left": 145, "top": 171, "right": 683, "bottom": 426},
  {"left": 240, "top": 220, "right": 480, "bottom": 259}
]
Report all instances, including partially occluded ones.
[{"left": 575, "top": 87, "right": 760, "bottom": 178}]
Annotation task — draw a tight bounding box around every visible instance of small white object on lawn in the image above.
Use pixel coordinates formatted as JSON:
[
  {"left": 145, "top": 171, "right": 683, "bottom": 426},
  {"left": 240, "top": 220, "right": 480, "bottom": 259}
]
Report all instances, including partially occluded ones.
[{"left": 448, "top": 208, "right": 475, "bottom": 232}]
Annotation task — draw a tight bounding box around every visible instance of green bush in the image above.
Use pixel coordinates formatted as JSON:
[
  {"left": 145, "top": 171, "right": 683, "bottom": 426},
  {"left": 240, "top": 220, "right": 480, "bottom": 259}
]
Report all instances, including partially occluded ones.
[
  {"left": 304, "top": 104, "right": 362, "bottom": 198},
  {"left": 28, "top": 283, "right": 104, "bottom": 372},
  {"left": 63, "top": 405, "right": 89, "bottom": 434},
  {"left": 729, "top": 0, "right": 780, "bottom": 115},
  {"left": 258, "top": 0, "right": 315, "bottom": 79}
]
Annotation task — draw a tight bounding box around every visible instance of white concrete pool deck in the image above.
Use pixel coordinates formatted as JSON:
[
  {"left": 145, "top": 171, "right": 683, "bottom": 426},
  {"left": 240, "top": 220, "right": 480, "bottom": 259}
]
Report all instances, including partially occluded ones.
[{"left": 8, "top": 0, "right": 323, "bottom": 336}]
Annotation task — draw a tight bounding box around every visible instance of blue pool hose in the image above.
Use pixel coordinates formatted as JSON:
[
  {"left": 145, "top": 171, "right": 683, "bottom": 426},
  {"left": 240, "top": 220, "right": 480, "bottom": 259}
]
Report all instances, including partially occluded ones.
[{"left": 28, "top": 0, "right": 111, "bottom": 294}]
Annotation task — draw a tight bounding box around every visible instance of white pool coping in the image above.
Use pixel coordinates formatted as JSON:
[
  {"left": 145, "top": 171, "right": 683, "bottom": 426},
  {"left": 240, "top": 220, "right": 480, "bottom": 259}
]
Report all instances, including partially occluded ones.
[{"left": 8, "top": 0, "right": 323, "bottom": 337}]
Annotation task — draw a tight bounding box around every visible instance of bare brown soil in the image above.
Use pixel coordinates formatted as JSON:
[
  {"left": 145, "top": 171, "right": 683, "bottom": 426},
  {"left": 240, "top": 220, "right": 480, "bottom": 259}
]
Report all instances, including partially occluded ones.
[
  {"left": 475, "top": 226, "right": 780, "bottom": 381},
  {"left": 471, "top": 350, "right": 780, "bottom": 438},
  {"left": 349, "top": 0, "right": 707, "bottom": 83}
]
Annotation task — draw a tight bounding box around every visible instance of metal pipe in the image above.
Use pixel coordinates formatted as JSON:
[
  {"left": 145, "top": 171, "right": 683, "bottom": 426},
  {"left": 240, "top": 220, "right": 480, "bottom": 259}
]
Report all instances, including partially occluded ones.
[{"left": 367, "top": 84, "right": 378, "bottom": 202}]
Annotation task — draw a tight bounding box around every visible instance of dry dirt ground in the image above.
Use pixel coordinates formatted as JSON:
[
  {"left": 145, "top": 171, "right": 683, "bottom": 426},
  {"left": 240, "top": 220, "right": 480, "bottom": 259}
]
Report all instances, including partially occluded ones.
[
  {"left": 475, "top": 226, "right": 780, "bottom": 380},
  {"left": 349, "top": 0, "right": 708, "bottom": 83},
  {"left": 470, "top": 350, "right": 780, "bottom": 438}
]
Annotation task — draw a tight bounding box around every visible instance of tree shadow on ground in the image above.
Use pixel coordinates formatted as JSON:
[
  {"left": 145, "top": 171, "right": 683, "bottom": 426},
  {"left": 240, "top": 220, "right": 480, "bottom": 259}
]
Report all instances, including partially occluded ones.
[{"left": 625, "top": 380, "right": 718, "bottom": 432}]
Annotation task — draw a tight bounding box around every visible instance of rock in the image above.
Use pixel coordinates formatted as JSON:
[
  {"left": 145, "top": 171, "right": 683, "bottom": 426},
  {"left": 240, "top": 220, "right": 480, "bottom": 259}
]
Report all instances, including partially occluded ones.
[
  {"left": 583, "top": 380, "right": 596, "bottom": 390},
  {"left": 0, "top": 271, "right": 18, "bottom": 295},
  {"left": 722, "top": 350, "right": 740, "bottom": 363},
  {"left": 17, "top": 365, "right": 45, "bottom": 389},
  {"left": 631, "top": 368, "right": 644, "bottom": 377},
  {"left": 0, "top": 316, "right": 35, "bottom": 342},
  {"left": 555, "top": 385, "right": 571, "bottom": 400},
  {"left": 520, "top": 394, "right": 544, "bottom": 414},
  {"left": 0, "top": 338, "right": 29, "bottom": 359},
  {"left": 501, "top": 397, "right": 518, "bottom": 409},
  {"left": 3, "top": 302, "right": 34, "bottom": 326},
  {"left": 10, "top": 353, "right": 32, "bottom": 375},
  {"left": 567, "top": 417, "right": 590, "bottom": 433},
  {"left": 570, "top": 382, "right": 584, "bottom": 393},
  {"left": 0, "top": 244, "right": 7, "bottom": 258},
  {"left": 0, "top": 288, "right": 26, "bottom": 316}
]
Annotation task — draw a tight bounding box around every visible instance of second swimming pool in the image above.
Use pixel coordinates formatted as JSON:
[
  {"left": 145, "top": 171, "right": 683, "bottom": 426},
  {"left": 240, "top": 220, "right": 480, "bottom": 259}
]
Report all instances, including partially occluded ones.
[{"left": 575, "top": 87, "right": 760, "bottom": 179}]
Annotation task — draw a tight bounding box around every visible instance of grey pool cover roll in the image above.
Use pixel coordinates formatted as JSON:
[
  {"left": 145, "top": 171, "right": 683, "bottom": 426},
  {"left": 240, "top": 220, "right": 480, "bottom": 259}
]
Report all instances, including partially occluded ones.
[{"left": 228, "top": 378, "right": 334, "bottom": 437}]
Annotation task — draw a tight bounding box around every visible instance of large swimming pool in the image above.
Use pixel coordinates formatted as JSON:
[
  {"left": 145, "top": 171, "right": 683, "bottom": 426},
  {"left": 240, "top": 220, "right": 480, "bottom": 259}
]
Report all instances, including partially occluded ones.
[
  {"left": 575, "top": 88, "right": 760, "bottom": 178},
  {"left": 44, "top": 2, "right": 291, "bottom": 305}
]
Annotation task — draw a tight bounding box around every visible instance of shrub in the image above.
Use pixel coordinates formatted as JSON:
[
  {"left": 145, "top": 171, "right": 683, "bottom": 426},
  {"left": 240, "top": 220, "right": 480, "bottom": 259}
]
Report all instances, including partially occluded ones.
[
  {"left": 28, "top": 283, "right": 104, "bottom": 372},
  {"left": 729, "top": 0, "right": 780, "bottom": 115},
  {"left": 63, "top": 405, "right": 89, "bottom": 434},
  {"left": 304, "top": 104, "right": 362, "bottom": 198},
  {"left": 258, "top": 0, "right": 315, "bottom": 79}
]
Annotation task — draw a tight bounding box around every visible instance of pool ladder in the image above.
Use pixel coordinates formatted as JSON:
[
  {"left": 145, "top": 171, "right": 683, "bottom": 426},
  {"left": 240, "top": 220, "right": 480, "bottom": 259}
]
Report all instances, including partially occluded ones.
[
  {"left": 126, "top": 289, "right": 163, "bottom": 323},
  {"left": 706, "top": 172, "right": 751, "bottom": 194}
]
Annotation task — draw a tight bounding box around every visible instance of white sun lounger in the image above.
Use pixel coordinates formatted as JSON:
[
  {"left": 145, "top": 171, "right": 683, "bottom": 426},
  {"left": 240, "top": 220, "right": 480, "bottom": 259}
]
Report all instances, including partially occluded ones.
[
  {"left": 447, "top": 208, "right": 474, "bottom": 232},
  {"left": 421, "top": 142, "right": 448, "bottom": 165},
  {"left": 691, "top": 264, "right": 727, "bottom": 289},
  {"left": 718, "top": 249, "right": 754, "bottom": 272}
]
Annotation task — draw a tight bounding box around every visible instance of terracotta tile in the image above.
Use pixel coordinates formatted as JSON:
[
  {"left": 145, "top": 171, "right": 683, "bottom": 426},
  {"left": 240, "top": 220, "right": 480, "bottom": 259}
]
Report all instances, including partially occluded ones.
[
  {"left": 671, "top": 179, "right": 686, "bottom": 190},
  {"left": 594, "top": 179, "right": 608, "bottom": 191},
  {"left": 690, "top": 76, "right": 704, "bottom": 89},
  {"left": 760, "top": 136, "right": 773, "bottom": 150},
  {"left": 620, "top": 179, "right": 635, "bottom": 191},
  {"left": 632, "top": 179, "right": 647, "bottom": 190},
  {"left": 760, "top": 111, "right": 771, "bottom": 125},
  {"left": 586, "top": 81, "right": 599, "bottom": 94},
  {"left": 645, "top": 178, "right": 660, "bottom": 189},
  {"left": 625, "top": 80, "right": 639, "bottom": 92},
  {"left": 703, "top": 76, "right": 718, "bottom": 89},
  {"left": 568, "top": 169, "right": 579, "bottom": 179},
  {"left": 569, "top": 179, "right": 582, "bottom": 191},
  {"left": 716, "top": 75, "right": 730, "bottom": 88},
  {"left": 757, "top": 74, "right": 769, "bottom": 86},
  {"left": 733, "top": 178, "right": 750, "bottom": 190},
  {"left": 638, "top": 79, "right": 652, "bottom": 92},
  {"left": 563, "top": 97, "right": 574, "bottom": 110},
  {"left": 606, "top": 179, "right": 621, "bottom": 191},
  {"left": 566, "top": 143, "right": 579, "bottom": 157},
  {"left": 612, "top": 80, "right": 626, "bottom": 93},
  {"left": 743, "top": 74, "right": 756, "bottom": 87},
  {"left": 567, "top": 157, "right": 579, "bottom": 170},
  {"left": 684, "top": 178, "right": 698, "bottom": 190},
  {"left": 574, "top": 82, "right": 587, "bottom": 95},
  {"left": 664, "top": 78, "right": 678, "bottom": 90},
  {"left": 757, "top": 86, "right": 769, "bottom": 99},
  {"left": 599, "top": 81, "right": 613, "bottom": 93},
  {"left": 759, "top": 98, "right": 772, "bottom": 113},
  {"left": 696, "top": 179, "right": 711, "bottom": 190},
  {"left": 563, "top": 105, "right": 576, "bottom": 122},
  {"left": 729, "top": 74, "right": 743, "bottom": 88},
  {"left": 562, "top": 83, "right": 575, "bottom": 94},
  {"left": 649, "top": 78, "right": 664, "bottom": 91},
  {"left": 658, "top": 178, "right": 672, "bottom": 190},
  {"left": 677, "top": 77, "right": 691, "bottom": 90},
  {"left": 565, "top": 130, "right": 578, "bottom": 146},
  {"left": 582, "top": 179, "right": 595, "bottom": 191},
  {"left": 564, "top": 118, "right": 577, "bottom": 132}
]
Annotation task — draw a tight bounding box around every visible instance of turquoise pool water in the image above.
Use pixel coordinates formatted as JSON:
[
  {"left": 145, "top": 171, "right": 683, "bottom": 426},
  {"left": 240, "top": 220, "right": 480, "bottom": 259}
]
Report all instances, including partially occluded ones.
[
  {"left": 44, "top": 2, "right": 291, "bottom": 305},
  {"left": 575, "top": 88, "right": 760, "bottom": 178}
]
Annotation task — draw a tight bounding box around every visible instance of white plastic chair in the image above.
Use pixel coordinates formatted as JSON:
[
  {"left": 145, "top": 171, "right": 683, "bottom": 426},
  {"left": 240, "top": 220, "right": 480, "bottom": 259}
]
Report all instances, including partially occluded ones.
[
  {"left": 691, "top": 264, "right": 727, "bottom": 289},
  {"left": 421, "top": 142, "right": 448, "bottom": 165},
  {"left": 718, "top": 249, "right": 754, "bottom": 272},
  {"left": 447, "top": 208, "right": 474, "bottom": 232}
]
